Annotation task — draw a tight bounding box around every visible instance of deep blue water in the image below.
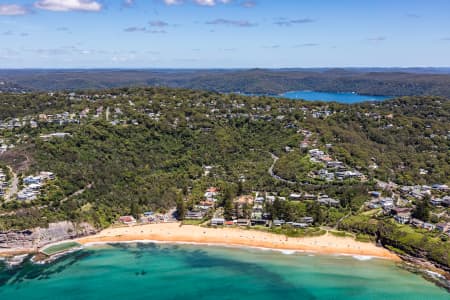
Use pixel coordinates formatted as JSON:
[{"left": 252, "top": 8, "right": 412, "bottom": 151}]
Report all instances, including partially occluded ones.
[
  {"left": 0, "top": 243, "right": 448, "bottom": 300},
  {"left": 280, "top": 91, "right": 390, "bottom": 103}
]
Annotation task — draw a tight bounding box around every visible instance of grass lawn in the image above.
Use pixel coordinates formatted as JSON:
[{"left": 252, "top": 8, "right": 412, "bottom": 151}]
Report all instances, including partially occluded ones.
[
  {"left": 182, "top": 219, "right": 207, "bottom": 225},
  {"left": 329, "top": 230, "right": 355, "bottom": 238},
  {"left": 361, "top": 209, "right": 381, "bottom": 216}
]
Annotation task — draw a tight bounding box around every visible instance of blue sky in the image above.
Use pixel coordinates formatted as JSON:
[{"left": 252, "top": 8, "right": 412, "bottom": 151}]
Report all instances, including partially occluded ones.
[{"left": 0, "top": 0, "right": 450, "bottom": 68}]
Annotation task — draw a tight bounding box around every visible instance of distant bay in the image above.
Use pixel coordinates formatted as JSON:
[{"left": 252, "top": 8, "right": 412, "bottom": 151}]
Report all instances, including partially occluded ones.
[
  {"left": 279, "top": 91, "right": 391, "bottom": 103},
  {"left": 0, "top": 243, "right": 447, "bottom": 300}
]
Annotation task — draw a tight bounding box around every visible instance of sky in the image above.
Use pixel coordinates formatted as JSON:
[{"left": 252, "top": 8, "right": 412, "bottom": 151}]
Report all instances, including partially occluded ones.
[{"left": 1, "top": 0, "right": 450, "bottom": 68}]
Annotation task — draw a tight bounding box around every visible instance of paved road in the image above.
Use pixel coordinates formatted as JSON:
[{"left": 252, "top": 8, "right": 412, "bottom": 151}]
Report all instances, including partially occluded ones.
[
  {"left": 333, "top": 212, "right": 352, "bottom": 229},
  {"left": 5, "top": 166, "right": 18, "bottom": 201},
  {"left": 268, "top": 153, "right": 296, "bottom": 184},
  {"left": 60, "top": 183, "right": 92, "bottom": 203},
  {"left": 106, "top": 106, "right": 110, "bottom": 121}
]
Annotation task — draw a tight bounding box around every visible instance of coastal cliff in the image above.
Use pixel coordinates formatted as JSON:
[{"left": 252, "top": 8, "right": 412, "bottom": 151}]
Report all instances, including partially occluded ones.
[{"left": 0, "top": 221, "right": 96, "bottom": 251}]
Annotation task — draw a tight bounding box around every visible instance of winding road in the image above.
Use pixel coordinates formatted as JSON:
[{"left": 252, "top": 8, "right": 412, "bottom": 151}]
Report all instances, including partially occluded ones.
[
  {"left": 5, "top": 166, "right": 18, "bottom": 201},
  {"left": 60, "top": 183, "right": 92, "bottom": 203},
  {"left": 268, "top": 153, "right": 296, "bottom": 184}
]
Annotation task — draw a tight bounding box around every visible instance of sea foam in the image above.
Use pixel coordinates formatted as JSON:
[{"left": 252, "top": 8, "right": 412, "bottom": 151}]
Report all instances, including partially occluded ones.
[{"left": 352, "top": 255, "right": 374, "bottom": 261}]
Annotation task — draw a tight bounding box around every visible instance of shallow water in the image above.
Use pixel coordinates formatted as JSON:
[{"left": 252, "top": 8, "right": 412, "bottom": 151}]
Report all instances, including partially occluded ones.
[{"left": 0, "top": 243, "right": 447, "bottom": 299}]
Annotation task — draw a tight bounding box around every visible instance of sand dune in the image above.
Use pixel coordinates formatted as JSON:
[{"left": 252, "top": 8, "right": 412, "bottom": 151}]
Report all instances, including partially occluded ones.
[{"left": 76, "top": 223, "right": 400, "bottom": 261}]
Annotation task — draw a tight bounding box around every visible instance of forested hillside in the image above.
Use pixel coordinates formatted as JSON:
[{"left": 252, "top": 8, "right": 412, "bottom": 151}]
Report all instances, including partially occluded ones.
[
  {"left": 0, "top": 88, "right": 448, "bottom": 231},
  {"left": 2, "top": 69, "right": 450, "bottom": 97}
]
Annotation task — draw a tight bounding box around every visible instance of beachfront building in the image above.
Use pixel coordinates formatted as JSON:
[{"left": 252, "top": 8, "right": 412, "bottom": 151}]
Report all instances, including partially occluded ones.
[
  {"left": 236, "top": 219, "right": 250, "bottom": 226},
  {"left": 210, "top": 218, "right": 225, "bottom": 226},
  {"left": 119, "top": 216, "right": 136, "bottom": 225},
  {"left": 273, "top": 220, "right": 285, "bottom": 227},
  {"left": 185, "top": 210, "right": 205, "bottom": 220}
]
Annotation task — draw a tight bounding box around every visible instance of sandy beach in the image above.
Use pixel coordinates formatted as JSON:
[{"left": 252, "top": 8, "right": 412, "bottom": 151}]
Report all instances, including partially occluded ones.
[{"left": 76, "top": 223, "right": 400, "bottom": 261}]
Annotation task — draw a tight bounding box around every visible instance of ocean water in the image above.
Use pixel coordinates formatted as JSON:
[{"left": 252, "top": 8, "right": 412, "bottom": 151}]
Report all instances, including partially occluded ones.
[
  {"left": 0, "top": 243, "right": 447, "bottom": 300},
  {"left": 280, "top": 91, "right": 390, "bottom": 103}
]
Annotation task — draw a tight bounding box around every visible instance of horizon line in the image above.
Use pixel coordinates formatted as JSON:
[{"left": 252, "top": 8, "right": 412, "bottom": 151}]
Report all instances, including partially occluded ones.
[{"left": 1, "top": 66, "right": 450, "bottom": 71}]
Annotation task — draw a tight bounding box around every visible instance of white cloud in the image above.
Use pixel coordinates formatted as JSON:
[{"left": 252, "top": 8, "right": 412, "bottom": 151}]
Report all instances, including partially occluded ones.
[
  {"left": 34, "top": 0, "right": 102, "bottom": 12},
  {"left": 206, "top": 18, "right": 257, "bottom": 27},
  {"left": 0, "top": 4, "right": 28, "bottom": 15},
  {"left": 195, "top": 0, "right": 215, "bottom": 5},
  {"left": 195, "top": 0, "right": 231, "bottom": 5},
  {"left": 164, "top": 0, "right": 183, "bottom": 5}
]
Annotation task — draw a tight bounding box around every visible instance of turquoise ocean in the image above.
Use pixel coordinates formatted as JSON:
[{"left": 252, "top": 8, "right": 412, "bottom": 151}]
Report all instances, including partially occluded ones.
[{"left": 0, "top": 243, "right": 448, "bottom": 300}]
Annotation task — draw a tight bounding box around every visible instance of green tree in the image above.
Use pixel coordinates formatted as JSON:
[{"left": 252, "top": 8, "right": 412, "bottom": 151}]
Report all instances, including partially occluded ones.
[
  {"left": 175, "top": 193, "right": 186, "bottom": 220},
  {"left": 224, "top": 198, "right": 234, "bottom": 220},
  {"left": 412, "top": 196, "right": 430, "bottom": 222},
  {"left": 309, "top": 201, "right": 324, "bottom": 225},
  {"left": 130, "top": 201, "right": 141, "bottom": 219}
]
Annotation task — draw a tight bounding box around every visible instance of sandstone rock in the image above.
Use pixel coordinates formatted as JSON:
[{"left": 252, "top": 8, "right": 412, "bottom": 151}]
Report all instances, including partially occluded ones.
[{"left": 0, "top": 221, "right": 97, "bottom": 250}]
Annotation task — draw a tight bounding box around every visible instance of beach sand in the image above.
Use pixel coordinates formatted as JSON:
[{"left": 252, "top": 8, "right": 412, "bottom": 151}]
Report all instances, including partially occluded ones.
[{"left": 76, "top": 223, "right": 400, "bottom": 261}]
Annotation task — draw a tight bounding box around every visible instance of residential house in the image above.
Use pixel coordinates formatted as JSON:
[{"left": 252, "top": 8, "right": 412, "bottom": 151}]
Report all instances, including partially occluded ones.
[
  {"left": 411, "top": 219, "right": 424, "bottom": 228},
  {"left": 119, "top": 216, "right": 136, "bottom": 225},
  {"left": 436, "top": 222, "right": 450, "bottom": 233},
  {"left": 432, "top": 184, "right": 449, "bottom": 191},
  {"left": 210, "top": 218, "right": 225, "bottom": 226},
  {"left": 265, "top": 195, "right": 276, "bottom": 203},
  {"left": 370, "top": 191, "right": 381, "bottom": 198},
  {"left": 394, "top": 212, "right": 411, "bottom": 224},
  {"left": 196, "top": 200, "right": 214, "bottom": 210},
  {"left": 381, "top": 198, "right": 394, "bottom": 210},
  {"left": 423, "top": 223, "right": 436, "bottom": 231},
  {"left": 40, "top": 171, "right": 55, "bottom": 180},
  {"left": 442, "top": 196, "right": 450, "bottom": 207},
  {"left": 327, "top": 161, "right": 344, "bottom": 169},
  {"left": 236, "top": 219, "right": 250, "bottom": 226},
  {"left": 273, "top": 220, "right": 285, "bottom": 226},
  {"left": 289, "top": 193, "right": 302, "bottom": 201},
  {"left": 317, "top": 195, "right": 340, "bottom": 207},
  {"left": 251, "top": 219, "right": 268, "bottom": 226},
  {"left": 299, "top": 217, "right": 314, "bottom": 224},
  {"left": 302, "top": 193, "right": 316, "bottom": 200},
  {"left": 23, "top": 176, "right": 41, "bottom": 185},
  {"left": 430, "top": 198, "right": 443, "bottom": 206},
  {"left": 204, "top": 187, "right": 219, "bottom": 201},
  {"left": 391, "top": 207, "right": 412, "bottom": 216},
  {"left": 185, "top": 211, "right": 205, "bottom": 220},
  {"left": 28, "top": 183, "right": 41, "bottom": 191}
]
